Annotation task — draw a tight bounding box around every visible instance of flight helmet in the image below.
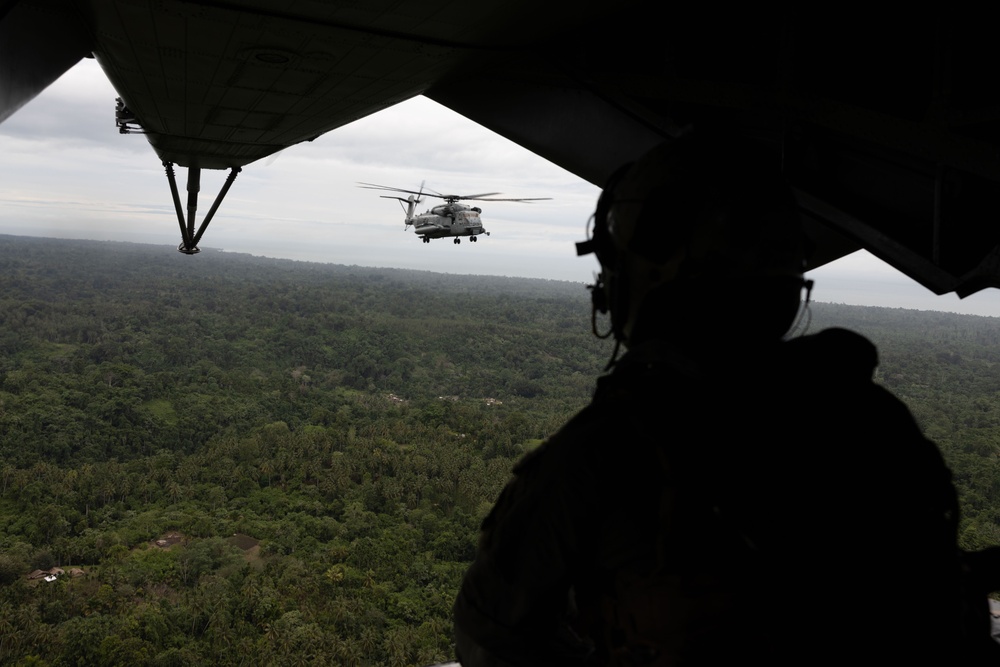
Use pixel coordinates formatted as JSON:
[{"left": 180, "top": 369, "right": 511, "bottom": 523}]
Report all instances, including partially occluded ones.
[{"left": 577, "top": 130, "right": 806, "bottom": 346}]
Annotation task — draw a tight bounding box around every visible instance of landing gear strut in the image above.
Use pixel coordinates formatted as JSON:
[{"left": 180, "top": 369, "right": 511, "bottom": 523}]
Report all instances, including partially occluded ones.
[{"left": 164, "top": 162, "right": 241, "bottom": 254}]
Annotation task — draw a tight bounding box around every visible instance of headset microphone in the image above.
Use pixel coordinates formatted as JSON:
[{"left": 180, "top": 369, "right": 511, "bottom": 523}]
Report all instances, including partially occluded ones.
[{"left": 589, "top": 274, "right": 609, "bottom": 314}]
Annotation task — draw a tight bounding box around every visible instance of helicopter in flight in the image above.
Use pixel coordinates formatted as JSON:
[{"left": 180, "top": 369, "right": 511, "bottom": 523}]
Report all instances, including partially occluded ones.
[{"left": 359, "top": 182, "right": 551, "bottom": 244}]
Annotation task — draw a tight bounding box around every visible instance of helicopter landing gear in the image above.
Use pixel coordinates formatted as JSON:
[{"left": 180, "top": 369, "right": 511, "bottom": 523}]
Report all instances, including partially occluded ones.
[
  {"left": 453, "top": 238, "right": 460, "bottom": 244},
  {"left": 164, "top": 162, "right": 241, "bottom": 254},
  {"left": 471, "top": 236, "right": 478, "bottom": 242}
]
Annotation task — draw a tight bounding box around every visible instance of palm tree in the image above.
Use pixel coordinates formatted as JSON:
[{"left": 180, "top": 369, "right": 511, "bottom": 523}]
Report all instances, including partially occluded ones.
[{"left": 166, "top": 480, "right": 182, "bottom": 504}]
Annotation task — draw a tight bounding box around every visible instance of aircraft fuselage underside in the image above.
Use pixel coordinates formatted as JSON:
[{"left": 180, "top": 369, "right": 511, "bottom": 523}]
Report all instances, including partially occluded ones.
[{"left": 7, "top": 2, "right": 1000, "bottom": 296}]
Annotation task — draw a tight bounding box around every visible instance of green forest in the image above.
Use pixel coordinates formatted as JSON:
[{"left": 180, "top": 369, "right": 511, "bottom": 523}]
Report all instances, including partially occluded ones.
[{"left": 0, "top": 234, "right": 998, "bottom": 666}]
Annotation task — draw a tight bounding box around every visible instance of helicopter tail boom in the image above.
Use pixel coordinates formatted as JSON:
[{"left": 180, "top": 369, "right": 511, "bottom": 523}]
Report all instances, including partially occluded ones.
[{"left": 404, "top": 195, "right": 418, "bottom": 228}]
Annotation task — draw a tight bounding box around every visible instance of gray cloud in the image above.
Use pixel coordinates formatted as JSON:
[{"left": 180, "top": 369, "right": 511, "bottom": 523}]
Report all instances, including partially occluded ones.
[{"left": 1, "top": 59, "right": 998, "bottom": 317}]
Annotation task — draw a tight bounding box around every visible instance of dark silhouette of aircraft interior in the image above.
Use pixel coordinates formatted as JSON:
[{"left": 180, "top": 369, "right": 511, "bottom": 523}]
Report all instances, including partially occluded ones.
[{"left": 2, "top": 2, "right": 999, "bottom": 296}]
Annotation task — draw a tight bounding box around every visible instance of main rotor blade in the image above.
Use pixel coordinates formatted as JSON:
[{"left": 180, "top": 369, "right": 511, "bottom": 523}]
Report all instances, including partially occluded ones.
[
  {"left": 466, "top": 197, "right": 553, "bottom": 202},
  {"left": 360, "top": 182, "right": 551, "bottom": 203},
  {"left": 357, "top": 182, "right": 426, "bottom": 197},
  {"left": 449, "top": 192, "right": 503, "bottom": 200}
]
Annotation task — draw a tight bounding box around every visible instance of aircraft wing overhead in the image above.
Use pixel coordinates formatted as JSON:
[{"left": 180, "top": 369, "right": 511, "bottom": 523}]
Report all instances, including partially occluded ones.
[
  {"left": 0, "top": 0, "right": 93, "bottom": 124},
  {"left": 3, "top": 2, "right": 1000, "bottom": 299},
  {"left": 425, "top": 8, "right": 1000, "bottom": 299},
  {"left": 3, "top": 0, "right": 623, "bottom": 170},
  {"left": 86, "top": 1, "right": 605, "bottom": 168}
]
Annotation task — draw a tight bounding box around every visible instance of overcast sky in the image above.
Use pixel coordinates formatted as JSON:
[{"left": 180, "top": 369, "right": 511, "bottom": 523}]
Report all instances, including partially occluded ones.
[{"left": 3, "top": 57, "right": 1000, "bottom": 318}]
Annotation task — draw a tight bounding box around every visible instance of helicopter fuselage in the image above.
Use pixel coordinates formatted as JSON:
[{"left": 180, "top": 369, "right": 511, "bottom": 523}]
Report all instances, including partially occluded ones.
[{"left": 410, "top": 204, "right": 487, "bottom": 242}]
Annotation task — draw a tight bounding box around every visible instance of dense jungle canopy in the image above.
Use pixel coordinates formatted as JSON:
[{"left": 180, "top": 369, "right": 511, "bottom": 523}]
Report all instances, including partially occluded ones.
[{"left": 0, "top": 234, "right": 998, "bottom": 666}]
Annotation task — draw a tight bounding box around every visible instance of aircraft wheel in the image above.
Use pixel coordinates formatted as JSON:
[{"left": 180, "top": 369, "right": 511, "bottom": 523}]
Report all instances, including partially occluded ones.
[
  {"left": 471, "top": 236, "right": 477, "bottom": 242},
  {"left": 454, "top": 238, "right": 460, "bottom": 244}
]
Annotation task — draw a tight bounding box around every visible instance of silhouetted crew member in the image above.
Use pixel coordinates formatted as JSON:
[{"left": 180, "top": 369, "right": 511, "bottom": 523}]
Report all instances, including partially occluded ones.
[{"left": 453, "top": 132, "right": 1000, "bottom": 666}]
